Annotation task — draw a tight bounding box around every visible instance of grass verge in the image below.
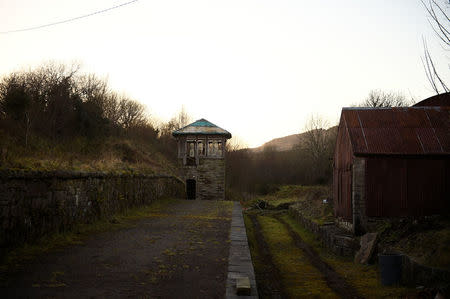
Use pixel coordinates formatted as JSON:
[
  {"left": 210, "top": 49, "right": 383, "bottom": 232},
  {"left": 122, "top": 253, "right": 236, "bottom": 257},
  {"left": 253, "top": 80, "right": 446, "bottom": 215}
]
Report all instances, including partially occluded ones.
[{"left": 257, "top": 215, "right": 338, "bottom": 298}]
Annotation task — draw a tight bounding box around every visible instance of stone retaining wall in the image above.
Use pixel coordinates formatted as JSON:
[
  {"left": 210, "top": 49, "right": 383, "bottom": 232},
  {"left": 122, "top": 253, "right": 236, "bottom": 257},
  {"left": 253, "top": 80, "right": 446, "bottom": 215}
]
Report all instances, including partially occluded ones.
[
  {"left": 0, "top": 171, "right": 185, "bottom": 254},
  {"left": 401, "top": 254, "right": 450, "bottom": 287},
  {"left": 288, "top": 205, "right": 359, "bottom": 257}
]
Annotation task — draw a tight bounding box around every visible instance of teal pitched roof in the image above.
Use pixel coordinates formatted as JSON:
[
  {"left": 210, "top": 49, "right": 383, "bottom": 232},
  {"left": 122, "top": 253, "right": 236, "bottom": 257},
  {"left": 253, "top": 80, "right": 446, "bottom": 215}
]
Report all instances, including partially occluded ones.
[{"left": 172, "top": 118, "right": 232, "bottom": 138}]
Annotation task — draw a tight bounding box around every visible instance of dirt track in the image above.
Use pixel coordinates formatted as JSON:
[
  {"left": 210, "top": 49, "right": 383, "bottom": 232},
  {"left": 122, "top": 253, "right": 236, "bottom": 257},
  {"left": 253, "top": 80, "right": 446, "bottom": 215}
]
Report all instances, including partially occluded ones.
[
  {"left": 275, "top": 216, "right": 362, "bottom": 299},
  {"left": 248, "top": 212, "right": 362, "bottom": 299},
  {"left": 248, "top": 214, "right": 287, "bottom": 298},
  {"left": 1, "top": 200, "right": 232, "bottom": 298}
]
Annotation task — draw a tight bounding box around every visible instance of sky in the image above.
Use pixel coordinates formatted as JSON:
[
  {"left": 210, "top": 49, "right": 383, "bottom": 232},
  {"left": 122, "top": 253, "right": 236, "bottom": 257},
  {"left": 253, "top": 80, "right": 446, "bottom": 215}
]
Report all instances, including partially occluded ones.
[{"left": 0, "top": 0, "right": 448, "bottom": 147}]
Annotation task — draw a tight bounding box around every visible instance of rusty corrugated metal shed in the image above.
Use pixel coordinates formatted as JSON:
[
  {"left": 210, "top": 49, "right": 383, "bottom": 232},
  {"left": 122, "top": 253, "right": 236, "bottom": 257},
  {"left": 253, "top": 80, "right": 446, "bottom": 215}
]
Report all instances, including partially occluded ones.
[
  {"left": 172, "top": 118, "right": 232, "bottom": 138},
  {"left": 342, "top": 107, "right": 450, "bottom": 156}
]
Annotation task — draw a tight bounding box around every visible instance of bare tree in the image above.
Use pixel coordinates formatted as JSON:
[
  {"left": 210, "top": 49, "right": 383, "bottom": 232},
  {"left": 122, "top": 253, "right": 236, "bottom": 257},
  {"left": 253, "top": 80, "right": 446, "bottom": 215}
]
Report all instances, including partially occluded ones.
[
  {"left": 158, "top": 118, "right": 177, "bottom": 138},
  {"left": 0, "top": 63, "right": 82, "bottom": 144},
  {"left": 118, "top": 97, "right": 146, "bottom": 130},
  {"left": 103, "top": 93, "right": 121, "bottom": 125},
  {"left": 358, "top": 90, "right": 413, "bottom": 107},
  {"left": 303, "top": 115, "right": 330, "bottom": 163},
  {"left": 226, "top": 136, "right": 248, "bottom": 152},
  {"left": 76, "top": 73, "right": 109, "bottom": 104},
  {"left": 301, "top": 114, "right": 337, "bottom": 183},
  {"left": 174, "top": 105, "right": 192, "bottom": 130},
  {"left": 0, "top": 75, "right": 32, "bottom": 145},
  {"left": 158, "top": 106, "right": 193, "bottom": 137},
  {"left": 0, "top": 61, "right": 160, "bottom": 150},
  {"left": 421, "top": 0, "right": 450, "bottom": 94}
]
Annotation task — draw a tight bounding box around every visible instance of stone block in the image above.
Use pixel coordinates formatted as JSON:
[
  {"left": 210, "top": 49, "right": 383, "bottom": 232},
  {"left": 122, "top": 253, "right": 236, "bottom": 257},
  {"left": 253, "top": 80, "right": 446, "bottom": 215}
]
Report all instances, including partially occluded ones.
[
  {"left": 236, "top": 277, "right": 251, "bottom": 295},
  {"left": 354, "top": 232, "right": 378, "bottom": 264},
  {"left": 334, "top": 235, "right": 357, "bottom": 248}
]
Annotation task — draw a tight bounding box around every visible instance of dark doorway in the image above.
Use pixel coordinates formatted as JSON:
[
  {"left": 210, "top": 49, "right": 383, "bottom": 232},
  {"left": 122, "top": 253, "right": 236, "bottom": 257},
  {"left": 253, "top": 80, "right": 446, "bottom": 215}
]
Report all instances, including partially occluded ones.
[{"left": 186, "top": 179, "right": 196, "bottom": 200}]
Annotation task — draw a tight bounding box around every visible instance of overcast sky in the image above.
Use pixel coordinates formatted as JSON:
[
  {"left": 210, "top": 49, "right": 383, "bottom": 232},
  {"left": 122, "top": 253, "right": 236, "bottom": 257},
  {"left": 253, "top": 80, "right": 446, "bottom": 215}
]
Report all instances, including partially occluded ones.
[{"left": 0, "top": 0, "right": 448, "bottom": 147}]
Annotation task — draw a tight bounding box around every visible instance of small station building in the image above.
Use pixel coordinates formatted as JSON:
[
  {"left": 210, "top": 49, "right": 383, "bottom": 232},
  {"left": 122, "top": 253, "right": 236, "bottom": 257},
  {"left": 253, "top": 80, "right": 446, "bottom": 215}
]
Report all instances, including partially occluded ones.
[
  {"left": 172, "top": 119, "right": 232, "bottom": 200},
  {"left": 333, "top": 98, "right": 450, "bottom": 235}
]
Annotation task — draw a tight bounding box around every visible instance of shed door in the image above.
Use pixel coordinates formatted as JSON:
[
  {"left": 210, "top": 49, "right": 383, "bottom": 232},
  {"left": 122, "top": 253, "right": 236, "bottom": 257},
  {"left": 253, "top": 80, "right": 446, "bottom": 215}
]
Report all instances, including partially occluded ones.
[
  {"left": 341, "top": 169, "right": 353, "bottom": 221},
  {"left": 334, "top": 167, "right": 352, "bottom": 221}
]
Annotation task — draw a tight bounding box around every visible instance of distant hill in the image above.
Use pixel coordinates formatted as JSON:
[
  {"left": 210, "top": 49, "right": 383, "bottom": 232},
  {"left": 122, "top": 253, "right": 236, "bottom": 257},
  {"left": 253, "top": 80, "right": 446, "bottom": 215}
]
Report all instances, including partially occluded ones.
[
  {"left": 252, "top": 133, "right": 305, "bottom": 152},
  {"left": 252, "top": 126, "right": 338, "bottom": 152}
]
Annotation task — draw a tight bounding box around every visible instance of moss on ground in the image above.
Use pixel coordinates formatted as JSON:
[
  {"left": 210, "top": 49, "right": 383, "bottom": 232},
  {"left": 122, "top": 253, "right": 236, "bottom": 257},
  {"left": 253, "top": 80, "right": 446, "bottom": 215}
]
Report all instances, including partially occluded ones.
[
  {"left": 281, "top": 214, "right": 413, "bottom": 298},
  {"left": 258, "top": 215, "right": 338, "bottom": 298}
]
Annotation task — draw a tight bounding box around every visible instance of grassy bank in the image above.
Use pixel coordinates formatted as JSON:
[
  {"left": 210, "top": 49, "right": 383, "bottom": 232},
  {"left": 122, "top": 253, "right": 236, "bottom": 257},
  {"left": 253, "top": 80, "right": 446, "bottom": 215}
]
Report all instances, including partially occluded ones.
[
  {"left": 0, "top": 135, "right": 178, "bottom": 176},
  {"left": 241, "top": 185, "right": 333, "bottom": 224}
]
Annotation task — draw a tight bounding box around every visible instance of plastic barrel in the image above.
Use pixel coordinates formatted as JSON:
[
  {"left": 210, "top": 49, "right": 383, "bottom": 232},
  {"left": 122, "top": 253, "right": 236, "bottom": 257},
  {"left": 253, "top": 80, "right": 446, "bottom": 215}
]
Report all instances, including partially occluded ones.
[{"left": 379, "top": 254, "right": 402, "bottom": 286}]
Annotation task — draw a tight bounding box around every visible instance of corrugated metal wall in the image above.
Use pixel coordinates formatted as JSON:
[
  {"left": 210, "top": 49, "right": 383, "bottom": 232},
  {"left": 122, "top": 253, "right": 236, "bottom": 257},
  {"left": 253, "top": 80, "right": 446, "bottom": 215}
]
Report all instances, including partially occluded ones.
[
  {"left": 333, "top": 116, "right": 353, "bottom": 221},
  {"left": 365, "top": 157, "right": 450, "bottom": 217}
]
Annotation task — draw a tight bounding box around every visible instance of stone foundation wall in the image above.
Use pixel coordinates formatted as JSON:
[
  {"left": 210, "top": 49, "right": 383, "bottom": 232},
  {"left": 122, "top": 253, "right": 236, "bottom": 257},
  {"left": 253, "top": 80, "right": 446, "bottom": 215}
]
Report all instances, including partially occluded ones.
[
  {"left": 182, "top": 158, "right": 226, "bottom": 200},
  {"left": 0, "top": 171, "right": 185, "bottom": 252},
  {"left": 289, "top": 205, "right": 359, "bottom": 257},
  {"left": 401, "top": 253, "right": 450, "bottom": 287}
]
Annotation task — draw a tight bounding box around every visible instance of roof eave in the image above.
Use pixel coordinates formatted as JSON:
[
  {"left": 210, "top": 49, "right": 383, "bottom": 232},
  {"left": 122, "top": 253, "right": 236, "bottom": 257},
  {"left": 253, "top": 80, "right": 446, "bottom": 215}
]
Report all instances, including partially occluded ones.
[
  {"left": 353, "top": 152, "right": 450, "bottom": 158},
  {"left": 172, "top": 132, "right": 232, "bottom": 139}
]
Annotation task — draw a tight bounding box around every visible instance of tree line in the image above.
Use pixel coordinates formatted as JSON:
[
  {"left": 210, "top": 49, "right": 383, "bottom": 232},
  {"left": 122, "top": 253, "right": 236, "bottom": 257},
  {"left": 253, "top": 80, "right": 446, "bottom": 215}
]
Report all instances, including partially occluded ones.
[
  {"left": 225, "top": 126, "right": 337, "bottom": 195},
  {"left": 0, "top": 63, "right": 186, "bottom": 163}
]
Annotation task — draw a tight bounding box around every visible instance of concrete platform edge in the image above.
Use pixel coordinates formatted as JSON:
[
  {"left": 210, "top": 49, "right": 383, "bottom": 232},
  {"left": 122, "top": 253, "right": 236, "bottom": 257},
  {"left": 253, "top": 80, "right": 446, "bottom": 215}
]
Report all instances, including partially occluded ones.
[{"left": 225, "top": 202, "right": 259, "bottom": 299}]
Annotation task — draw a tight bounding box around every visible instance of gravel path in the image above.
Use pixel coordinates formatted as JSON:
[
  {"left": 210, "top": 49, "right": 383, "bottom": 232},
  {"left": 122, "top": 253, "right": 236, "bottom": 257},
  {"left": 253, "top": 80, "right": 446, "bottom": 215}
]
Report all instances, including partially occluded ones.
[{"left": 1, "top": 200, "right": 233, "bottom": 299}]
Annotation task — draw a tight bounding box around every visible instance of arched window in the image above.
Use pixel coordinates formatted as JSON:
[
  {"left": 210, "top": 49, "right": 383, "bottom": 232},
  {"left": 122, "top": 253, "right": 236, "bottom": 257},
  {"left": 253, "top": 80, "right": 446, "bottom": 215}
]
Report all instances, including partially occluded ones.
[
  {"left": 198, "top": 140, "right": 205, "bottom": 156},
  {"left": 208, "top": 141, "right": 214, "bottom": 156},
  {"left": 187, "top": 141, "right": 195, "bottom": 157}
]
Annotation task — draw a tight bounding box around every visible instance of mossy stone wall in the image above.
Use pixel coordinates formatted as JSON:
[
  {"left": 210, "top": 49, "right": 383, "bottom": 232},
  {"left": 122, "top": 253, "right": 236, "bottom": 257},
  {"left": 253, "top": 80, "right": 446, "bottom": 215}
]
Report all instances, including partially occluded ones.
[
  {"left": 289, "top": 205, "right": 359, "bottom": 257},
  {"left": 0, "top": 171, "right": 185, "bottom": 252}
]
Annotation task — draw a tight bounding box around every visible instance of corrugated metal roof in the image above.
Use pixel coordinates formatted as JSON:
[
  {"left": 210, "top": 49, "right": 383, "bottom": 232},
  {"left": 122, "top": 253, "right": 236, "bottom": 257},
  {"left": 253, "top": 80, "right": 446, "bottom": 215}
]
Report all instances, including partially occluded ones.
[
  {"left": 172, "top": 118, "right": 232, "bottom": 138},
  {"left": 413, "top": 92, "right": 450, "bottom": 107},
  {"left": 342, "top": 107, "right": 450, "bottom": 155}
]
